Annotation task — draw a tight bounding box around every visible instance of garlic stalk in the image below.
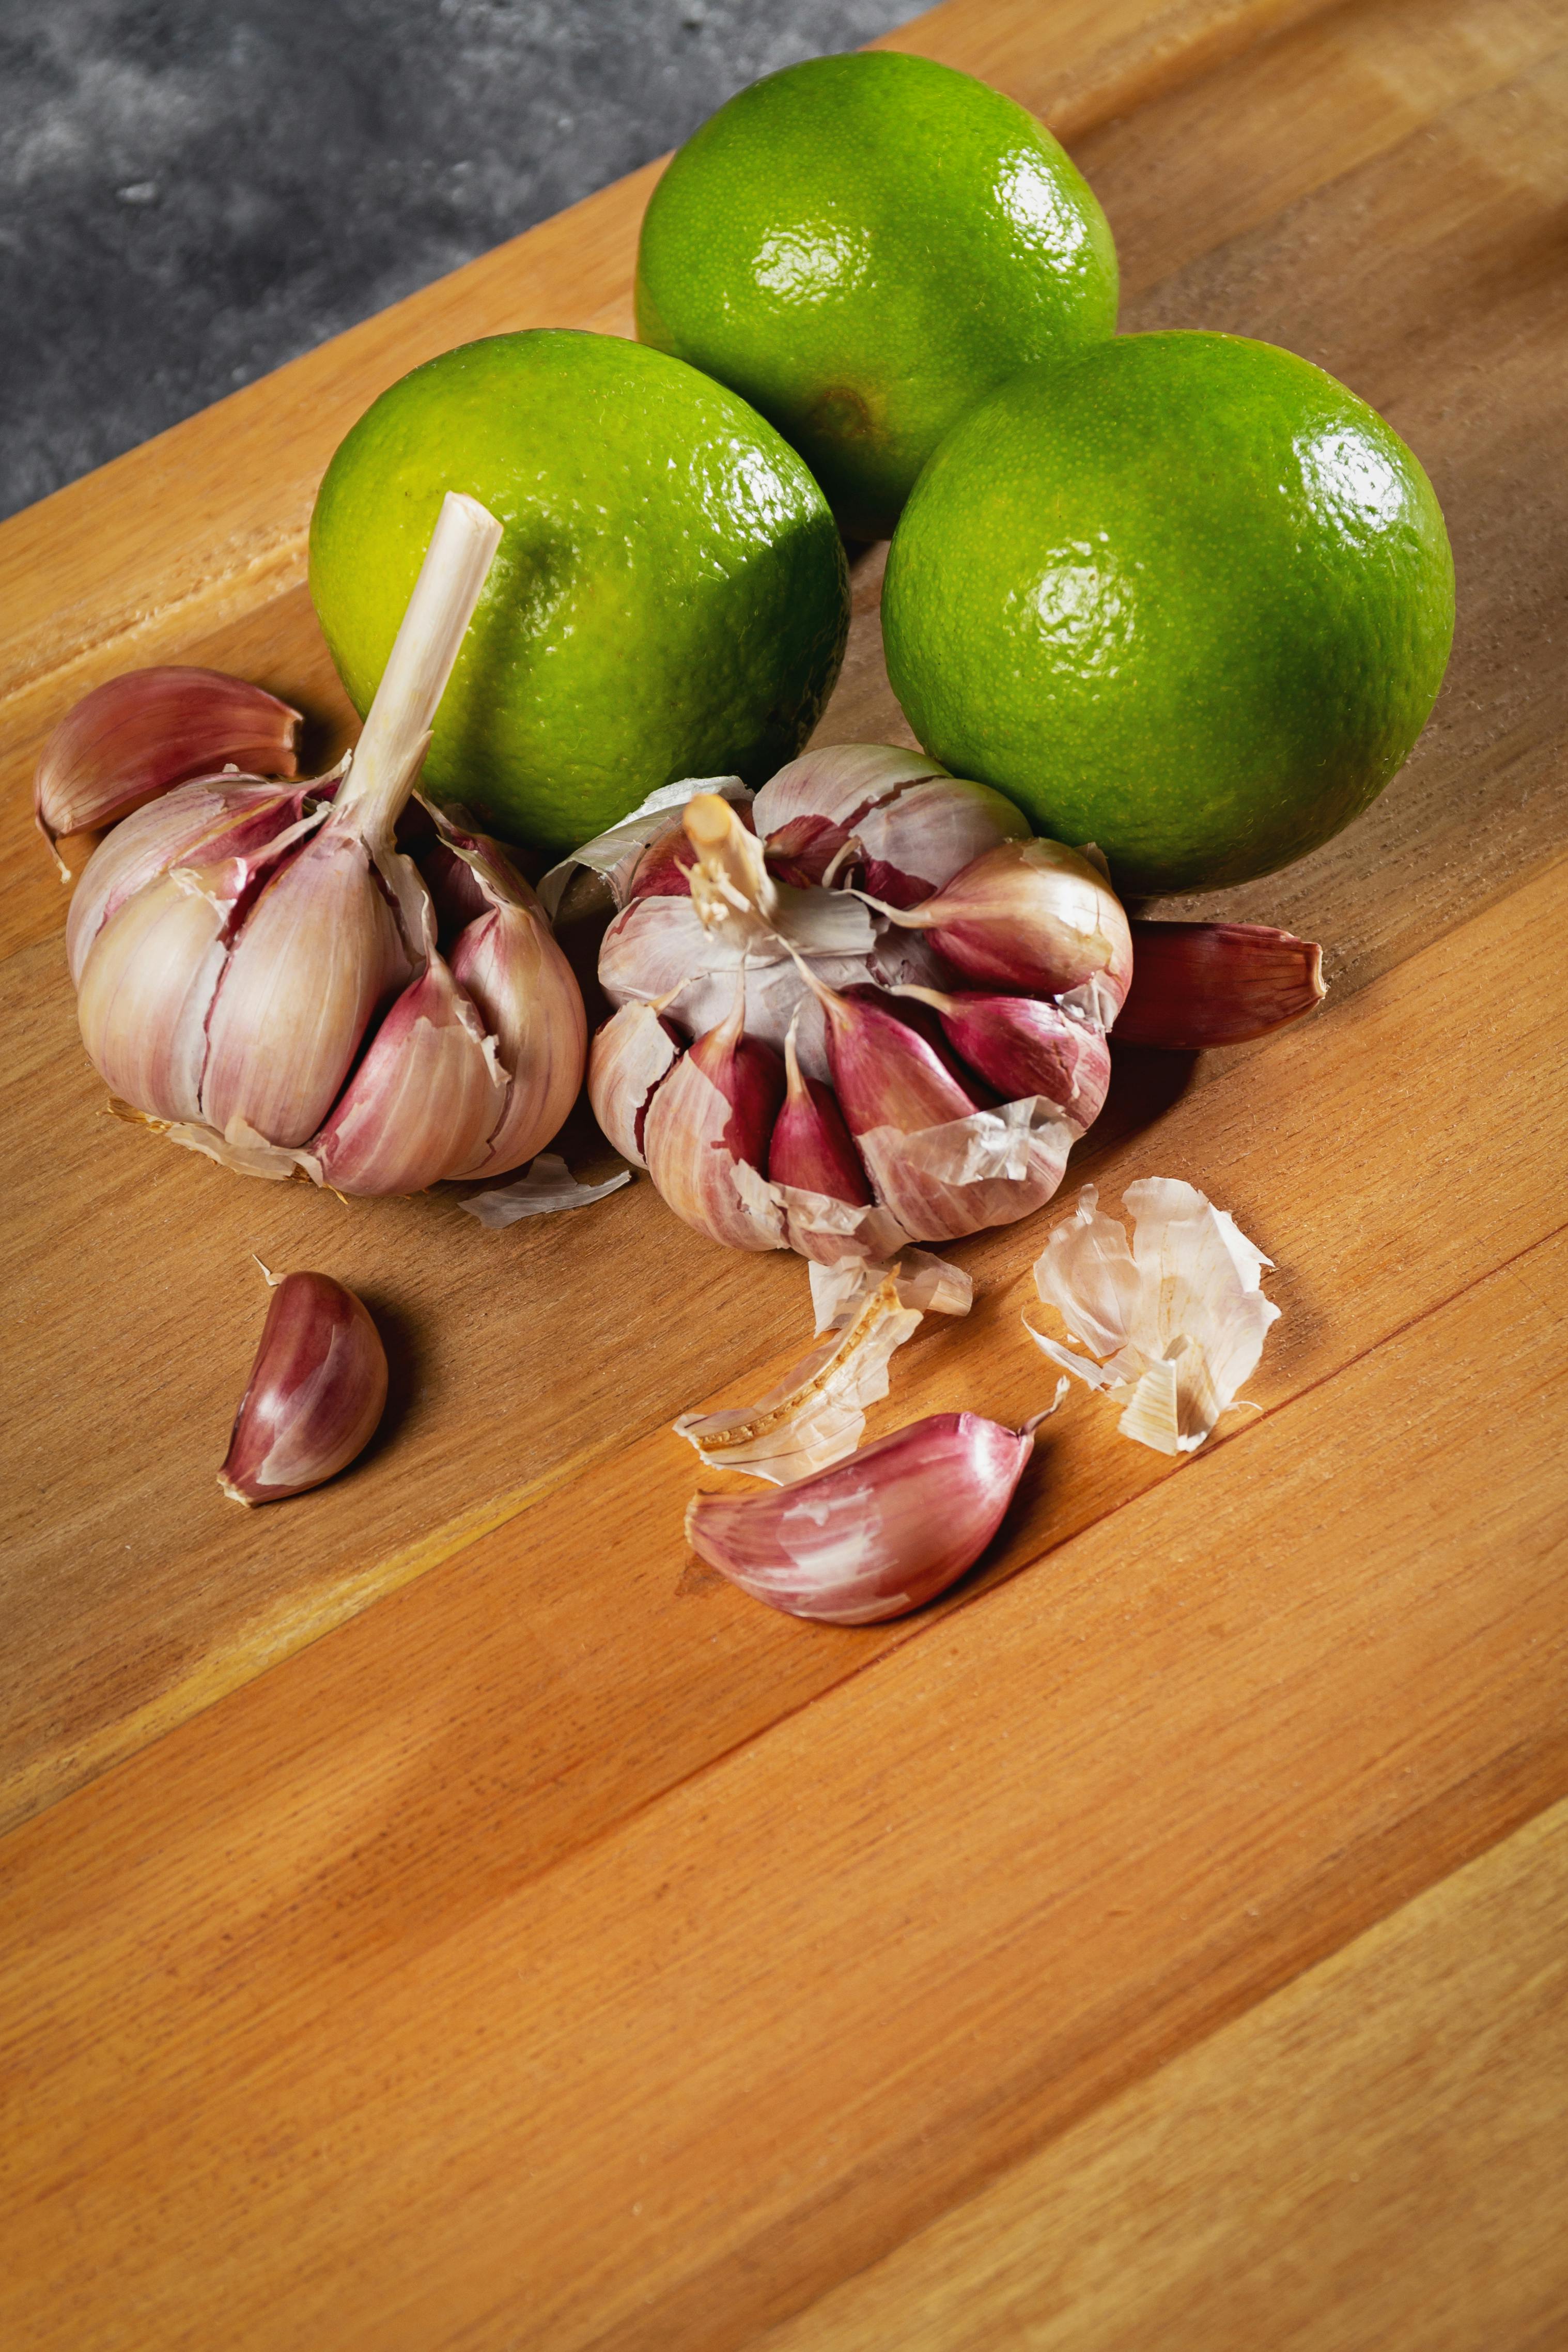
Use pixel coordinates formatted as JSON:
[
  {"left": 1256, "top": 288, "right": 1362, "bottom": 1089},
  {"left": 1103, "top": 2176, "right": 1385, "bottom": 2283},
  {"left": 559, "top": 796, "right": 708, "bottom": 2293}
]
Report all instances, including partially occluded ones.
[
  {"left": 1117, "top": 920, "right": 1326, "bottom": 1047},
  {"left": 687, "top": 1408, "right": 1041, "bottom": 1623},
  {"left": 220, "top": 1268, "right": 387, "bottom": 1505},
  {"left": 69, "top": 496, "right": 588, "bottom": 1195},
  {"left": 36, "top": 665, "right": 301, "bottom": 879}
]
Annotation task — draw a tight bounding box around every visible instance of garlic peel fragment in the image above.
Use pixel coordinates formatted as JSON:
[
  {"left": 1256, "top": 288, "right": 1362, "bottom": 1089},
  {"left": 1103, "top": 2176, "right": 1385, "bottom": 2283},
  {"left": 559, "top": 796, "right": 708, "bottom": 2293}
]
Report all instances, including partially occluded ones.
[
  {"left": 675, "top": 1250, "right": 971, "bottom": 1485},
  {"left": 458, "top": 1153, "right": 632, "bottom": 1228},
  {"left": 1026, "top": 1180, "right": 1279, "bottom": 1454}
]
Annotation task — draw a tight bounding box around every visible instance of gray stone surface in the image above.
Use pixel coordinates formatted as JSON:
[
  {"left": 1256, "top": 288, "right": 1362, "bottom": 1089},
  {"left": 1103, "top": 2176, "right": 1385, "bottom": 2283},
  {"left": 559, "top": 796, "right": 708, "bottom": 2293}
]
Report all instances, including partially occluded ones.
[{"left": 0, "top": 0, "right": 919, "bottom": 520}]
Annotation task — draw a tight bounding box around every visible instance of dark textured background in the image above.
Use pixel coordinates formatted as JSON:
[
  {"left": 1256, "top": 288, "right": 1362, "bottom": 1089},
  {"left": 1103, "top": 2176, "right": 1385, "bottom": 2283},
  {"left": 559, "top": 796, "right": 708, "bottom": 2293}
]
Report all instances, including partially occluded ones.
[{"left": 0, "top": 0, "right": 919, "bottom": 521}]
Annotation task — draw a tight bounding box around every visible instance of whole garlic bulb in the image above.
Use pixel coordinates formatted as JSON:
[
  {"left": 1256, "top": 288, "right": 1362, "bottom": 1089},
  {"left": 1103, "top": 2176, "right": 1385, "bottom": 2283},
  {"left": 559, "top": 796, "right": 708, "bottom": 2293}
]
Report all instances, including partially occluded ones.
[
  {"left": 67, "top": 496, "right": 586, "bottom": 1194},
  {"left": 589, "top": 745, "right": 1129, "bottom": 1260}
]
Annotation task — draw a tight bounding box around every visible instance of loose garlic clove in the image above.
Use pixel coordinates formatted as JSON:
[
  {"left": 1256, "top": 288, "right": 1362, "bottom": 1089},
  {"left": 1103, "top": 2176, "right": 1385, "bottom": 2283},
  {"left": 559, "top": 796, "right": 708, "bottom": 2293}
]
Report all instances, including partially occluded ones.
[
  {"left": 860, "top": 837, "right": 1134, "bottom": 1013},
  {"left": 36, "top": 665, "right": 302, "bottom": 878},
  {"left": 587, "top": 999, "right": 682, "bottom": 1167},
  {"left": 1116, "top": 921, "right": 1326, "bottom": 1049},
  {"left": 643, "top": 985, "right": 787, "bottom": 1251},
  {"left": 686, "top": 1409, "right": 1039, "bottom": 1624},
  {"left": 220, "top": 1270, "right": 387, "bottom": 1505},
  {"left": 891, "top": 983, "right": 1112, "bottom": 1133}
]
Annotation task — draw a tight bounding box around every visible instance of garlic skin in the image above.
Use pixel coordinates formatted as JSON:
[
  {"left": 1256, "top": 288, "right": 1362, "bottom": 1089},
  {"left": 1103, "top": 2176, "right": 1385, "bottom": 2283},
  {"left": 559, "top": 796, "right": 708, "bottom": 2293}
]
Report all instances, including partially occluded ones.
[
  {"left": 1027, "top": 1179, "right": 1280, "bottom": 1454},
  {"left": 220, "top": 1270, "right": 387, "bottom": 1505},
  {"left": 36, "top": 665, "right": 302, "bottom": 879},
  {"left": 69, "top": 497, "right": 588, "bottom": 1196},
  {"left": 589, "top": 752, "right": 1124, "bottom": 1257},
  {"left": 687, "top": 1410, "right": 1036, "bottom": 1624},
  {"left": 1117, "top": 920, "right": 1326, "bottom": 1048}
]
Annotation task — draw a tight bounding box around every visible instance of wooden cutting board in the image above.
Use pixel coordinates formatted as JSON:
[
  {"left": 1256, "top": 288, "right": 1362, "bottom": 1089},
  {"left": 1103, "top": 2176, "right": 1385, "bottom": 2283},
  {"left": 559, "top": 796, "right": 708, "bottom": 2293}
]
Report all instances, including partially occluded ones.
[{"left": 2, "top": 1, "right": 1565, "bottom": 2346}]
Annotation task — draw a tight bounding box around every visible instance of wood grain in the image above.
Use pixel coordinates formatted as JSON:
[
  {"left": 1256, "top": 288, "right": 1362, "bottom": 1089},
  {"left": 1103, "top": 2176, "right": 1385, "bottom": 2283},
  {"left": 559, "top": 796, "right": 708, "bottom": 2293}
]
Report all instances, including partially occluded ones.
[
  {"left": 3, "top": 1, "right": 1567, "bottom": 2342},
  {"left": 3, "top": 1211, "right": 1563, "bottom": 2348},
  {"left": 753, "top": 1798, "right": 1568, "bottom": 2352},
  {"left": 5, "top": 0, "right": 1567, "bottom": 1839}
]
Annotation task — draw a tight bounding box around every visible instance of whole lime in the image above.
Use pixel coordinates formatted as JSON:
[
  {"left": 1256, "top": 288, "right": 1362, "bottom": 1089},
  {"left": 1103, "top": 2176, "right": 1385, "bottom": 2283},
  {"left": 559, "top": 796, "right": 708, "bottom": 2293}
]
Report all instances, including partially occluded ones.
[
  {"left": 882, "top": 331, "right": 1455, "bottom": 894},
  {"left": 308, "top": 330, "right": 849, "bottom": 853},
  {"left": 635, "top": 52, "right": 1117, "bottom": 541}
]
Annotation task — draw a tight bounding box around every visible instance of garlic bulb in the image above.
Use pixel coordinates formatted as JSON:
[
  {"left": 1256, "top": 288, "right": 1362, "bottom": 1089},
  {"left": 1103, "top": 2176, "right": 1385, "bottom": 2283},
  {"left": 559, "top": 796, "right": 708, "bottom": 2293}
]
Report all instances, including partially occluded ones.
[
  {"left": 220, "top": 1268, "right": 387, "bottom": 1505},
  {"left": 36, "top": 664, "right": 302, "bottom": 879},
  {"left": 69, "top": 494, "right": 587, "bottom": 1194},
  {"left": 687, "top": 1408, "right": 1039, "bottom": 1623},
  {"left": 589, "top": 749, "right": 1126, "bottom": 1259}
]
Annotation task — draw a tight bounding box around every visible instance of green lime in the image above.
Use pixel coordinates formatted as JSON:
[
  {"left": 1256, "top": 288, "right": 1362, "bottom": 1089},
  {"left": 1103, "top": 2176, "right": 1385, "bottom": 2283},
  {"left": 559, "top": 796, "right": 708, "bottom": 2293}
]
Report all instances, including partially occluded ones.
[
  {"left": 882, "top": 331, "right": 1455, "bottom": 893},
  {"left": 308, "top": 329, "right": 849, "bottom": 854},
  {"left": 635, "top": 52, "right": 1117, "bottom": 541}
]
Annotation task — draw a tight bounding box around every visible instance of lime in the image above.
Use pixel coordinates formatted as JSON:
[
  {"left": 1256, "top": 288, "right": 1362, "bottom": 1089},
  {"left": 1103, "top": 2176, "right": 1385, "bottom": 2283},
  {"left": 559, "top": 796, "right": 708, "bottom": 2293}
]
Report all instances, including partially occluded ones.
[
  {"left": 308, "top": 330, "right": 849, "bottom": 853},
  {"left": 635, "top": 52, "right": 1117, "bottom": 540},
  {"left": 881, "top": 331, "right": 1455, "bottom": 893}
]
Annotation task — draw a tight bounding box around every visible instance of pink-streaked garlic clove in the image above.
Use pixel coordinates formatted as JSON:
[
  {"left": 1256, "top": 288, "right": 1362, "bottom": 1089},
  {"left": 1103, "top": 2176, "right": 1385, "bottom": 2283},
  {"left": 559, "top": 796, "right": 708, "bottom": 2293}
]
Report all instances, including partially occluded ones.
[
  {"left": 426, "top": 811, "right": 587, "bottom": 1180},
  {"left": 307, "top": 956, "right": 505, "bottom": 1195},
  {"left": 892, "top": 983, "right": 1112, "bottom": 1133},
  {"left": 74, "top": 791, "right": 330, "bottom": 1122},
  {"left": 199, "top": 823, "right": 412, "bottom": 1149},
  {"left": 1116, "top": 920, "right": 1327, "bottom": 1049},
  {"left": 755, "top": 742, "right": 950, "bottom": 887},
  {"left": 643, "top": 987, "right": 787, "bottom": 1251},
  {"left": 587, "top": 999, "right": 683, "bottom": 1167},
  {"left": 686, "top": 1409, "right": 1040, "bottom": 1624},
  {"left": 36, "top": 665, "right": 303, "bottom": 878},
  {"left": 807, "top": 977, "right": 985, "bottom": 1140},
  {"left": 220, "top": 1270, "right": 387, "bottom": 1505},
  {"left": 861, "top": 838, "right": 1134, "bottom": 1013},
  {"left": 66, "top": 775, "right": 329, "bottom": 988},
  {"left": 848, "top": 773, "right": 1032, "bottom": 908},
  {"left": 767, "top": 1019, "right": 872, "bottom": 1205}
]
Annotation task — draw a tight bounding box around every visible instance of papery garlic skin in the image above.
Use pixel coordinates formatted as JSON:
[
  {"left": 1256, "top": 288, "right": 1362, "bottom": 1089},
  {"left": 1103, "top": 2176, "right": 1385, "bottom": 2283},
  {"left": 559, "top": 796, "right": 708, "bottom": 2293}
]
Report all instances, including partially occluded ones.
[
  {"left": 69, "top": 497, "right": 589, "bottom": 1198},
  {"left": 687, "top": 1410, "right": 1035, "bottom": 1623},
  {"left": 1027, "top": 1179, "right": 1280, "bottom": 1454},
  {"left": 220, "top": 1271, "right": 387, "bottom": 1505},
  {"left": 36, "top": 666, "right": 301, "bottom": 878}
]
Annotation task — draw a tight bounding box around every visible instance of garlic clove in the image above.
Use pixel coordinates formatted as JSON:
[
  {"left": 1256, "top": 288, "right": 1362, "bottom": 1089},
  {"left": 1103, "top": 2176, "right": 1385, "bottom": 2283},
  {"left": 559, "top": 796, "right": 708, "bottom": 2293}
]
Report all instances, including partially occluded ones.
[
  {"left": 753, "top": 742, "right": 951, "bottom": 887},
  {"left": 642, "top": 985, "right": 787, "bottom": 1251},
  {"left": 809, "top": 976, "right": 984, "bottom": 1138},
  {"left": 199, "top": 825, "right": 412, "bottom": 1148},
  {"left": 768, "top": 1017, "right": 872, "bottom": 1205},
  {"left": 1116, "top": 920, "right": 1326, "bottom": 1049},
  {"left": 686, "top": 1410, "right": 1037, "bottom": 1624},
  {"left": 587, "top": 999, "right": 682, "bottom": 1168},
  {"left": 892, "top": 983, "right": 1112, "bottom": 1133},
  {"left": 36, "top": 665, "right": 302, "bottom": 878},
  {"left": 849, "top": 773, "right": 1033, "bottom": 908},
  {"left": 427, "top": 811, "right": 587, "bottom": 1180},
  {"left": 75, "top": 791, "right": 327, "bottom": 1122},
  {"left": 66, "top": 775, "right": 327, "bottom": 988},
  {"left": 860, "top": 838, "right": 1134, "bottom": 1011},
  {"left": 220, "top": 1270, "right": 387, "bottom": 1505},
  {"left": 307, "top": 955, "right": 505, "bottom": 1195},
  {"left": 857, "top": 1097, "right": 1073, "bottom": 1245}
]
